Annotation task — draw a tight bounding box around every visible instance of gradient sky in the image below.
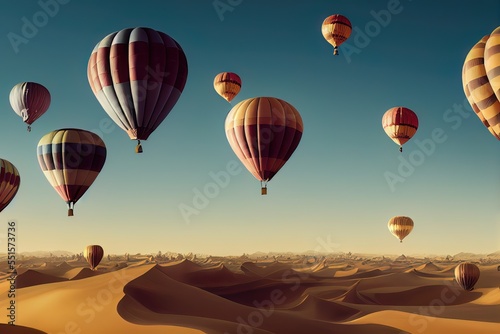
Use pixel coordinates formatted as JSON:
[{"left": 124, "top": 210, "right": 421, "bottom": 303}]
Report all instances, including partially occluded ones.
[{"left": 0, "top": 0, "right": 499, "bottom": 256}]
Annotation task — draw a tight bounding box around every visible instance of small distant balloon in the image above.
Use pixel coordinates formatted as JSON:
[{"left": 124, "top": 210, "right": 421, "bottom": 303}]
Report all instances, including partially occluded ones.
[
  {"left": 387, "top": 216, "right": 414, "bottom": 243},
  {"left": 214, "top": 72, "right": 241, "bottom": 102},
  {"left": 454, "top": 262, "right": 480, "bottom": 291},
  {"left": 84, "top": 245, "right": 104, "bottom": 271},
  {"left": 9, "top": 82, "right": 51, "bottom": 132},
  {"left": 321, "top": 14, "right": 352, "bottom": 55},
  {"left": 382, "top": 107, "right": 419, "bottom": 152}
]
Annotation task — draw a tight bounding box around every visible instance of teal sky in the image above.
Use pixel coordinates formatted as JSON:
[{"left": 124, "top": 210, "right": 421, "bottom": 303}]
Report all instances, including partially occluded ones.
[{"left": 0, "top": 0, "right": 499, "bottom": 256}]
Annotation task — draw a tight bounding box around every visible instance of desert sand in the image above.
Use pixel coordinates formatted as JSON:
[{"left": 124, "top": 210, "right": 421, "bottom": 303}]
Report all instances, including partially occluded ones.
[{"left": 1, "top": 252, "right": 499, "bottom": 333}]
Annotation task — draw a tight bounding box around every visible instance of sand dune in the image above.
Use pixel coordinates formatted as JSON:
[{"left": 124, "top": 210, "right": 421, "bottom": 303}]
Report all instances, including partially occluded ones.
[
  {"left": 118, "top": 265, "right": 405, "bottom": 333},
  {"left": 351, "top": 310, "right": 500, "bottom": 334},
  {"left": 0, "top": 323, "right": 47, "bottom": 333},
  {"left": 1, "top": 255, "right": 499, "bottom": 333},
  {"left": 67, "top": 267, "right": 102, "bottom": 280},
  {"left": 415, "top": 262, "right": 442, "bottom": 272},
  {"left": 333, "top": 267, "right": 359, "bottom": 277},
  {"left": 287, "top": 295, "right": 360, "bottom": 321},
  {"left": 361, "top": 284, "right": 481, "bottom": 306},
  {"left": 15, "top": 269, "right": 68, "bottom": 288}
]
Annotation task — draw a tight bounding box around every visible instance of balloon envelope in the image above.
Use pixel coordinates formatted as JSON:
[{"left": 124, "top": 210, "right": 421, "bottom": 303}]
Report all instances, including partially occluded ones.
[
  {"left": 387, "top": 216, "right": 414, "bottom": 242},
  {"left": 485, "top": 26, "right": 500, "bottom": 102},
  {"left": 462, "top": 30, "right": 500, "bottom": 140},
  {"left": 321, "top": 14, "right": 352, "bottom": 55},
  {"left": 382, "top": 107, "right": 419, "bottom": 152},
  {"left": 454, "top": 262, "right": 480, "bottom": 291},
  {"left": 214, "top": 72, "right": 241, "bottom": 102},
  {"left": 84, "top": 245, "right": 104, "bottom": 270},
  {"left": 0, "top": 159, "right": 21, "bottom": 213},
  {"left": 9, "top": 82, "right": 51, "bottom": 131},
  {"left": 37, "top": 128, "right": 107, "bottom": 216},
  {"left": 225, "top": 97, "right": 303, "bottom": 194},
  {"left": 87, "top": 27, "right": 188, "bottom": 152}
]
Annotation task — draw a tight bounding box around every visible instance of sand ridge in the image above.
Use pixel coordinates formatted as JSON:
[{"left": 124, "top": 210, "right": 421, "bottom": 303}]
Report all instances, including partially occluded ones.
[{"left": 0, "top": 254, "right": 499, "bottom": 333}]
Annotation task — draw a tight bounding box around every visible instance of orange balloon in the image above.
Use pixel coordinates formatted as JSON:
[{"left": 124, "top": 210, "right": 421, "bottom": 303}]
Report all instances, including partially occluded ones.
[
  {"left": 382, "top": 107, "right": 419, "bottom": 152},
  {"left": 387, "top": 216, "right": 414, "bottom": 243},
  {"left": 225, "top": 97, "right": 303, "bottom": 194},
  {"left": 214, "top": 72, "right": 241, "bottom": 102},
  {"left": 321, "top": 14, "right": 352, "bottom": 55}
]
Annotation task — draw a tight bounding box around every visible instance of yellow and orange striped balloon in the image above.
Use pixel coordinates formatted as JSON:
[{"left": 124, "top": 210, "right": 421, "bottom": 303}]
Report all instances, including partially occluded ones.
[
  {"left": 0, "top": 159, "right": 21, "bottom": 213},
  {"left": 462, "top": 26, "right": 500, "bottom": 140},
  {"left": 214, "top": 72, "right": 241, "bottom": 103},
  {"left": 454, "top": 262, "right": 480, "bottom": 291},
  {"left": 387, "top": 216, "right": 414, "bottom": 243},
  {"left": 321, "top": 14, "right": 352, "bottom": 55},
  {"left": 382, "top": 107, "right": 419, "bottom": 152}
]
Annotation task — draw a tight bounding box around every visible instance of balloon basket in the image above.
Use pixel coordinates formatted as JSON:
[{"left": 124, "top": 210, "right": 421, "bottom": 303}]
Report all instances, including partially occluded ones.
[
  {"left": 68, "top": 208, "right": 74, "bottom": 217},
  {"left": 334, "top": 48, "right": 339, "bottom": 56},
  {"left": 261, "top": 187, "right": 267, "bottom": 195},
  {"left": 135, "top": 143, "right": 143, "bottom": 154}
]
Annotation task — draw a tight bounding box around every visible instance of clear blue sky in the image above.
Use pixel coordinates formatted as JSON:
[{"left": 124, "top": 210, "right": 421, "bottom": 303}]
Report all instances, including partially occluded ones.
[{"left": 0, "top": 0, "right": 499, "bottom": 256}]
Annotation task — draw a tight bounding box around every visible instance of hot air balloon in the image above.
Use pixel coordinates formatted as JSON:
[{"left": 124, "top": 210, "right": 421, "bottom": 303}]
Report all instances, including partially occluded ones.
[
  {"left": 321, "top": 14, "right": 352, "bottom": 55},
  {"left": 9, "top": 82, "right": 51, "bottom": 132},
  {"left": 87, "top": 27, "right": 188, "bottom": 153},
  {"left": 462, "top": 27, "right": 500, "bottom": 140},
  {"left": 461, "top": 59, "right": 499, "bottom": 140},
  {"left": 225, "top": 97, "right": 303, "bottom": 195},
  {"left": 214, "top": 72, "right": 241, "bottom": 102},
  {"left": 37, "top": 129, "right": 106, "bottom": 216},
  {"left": 0, "top": 159, "right": 21, "bottom": 213},
  {"left": 382, "top": 107, "right": 419, "bottom": 152},
  {"left": 84, "top": 245, "right": 104, "bottom": 271},
  {"left": 387, "top": 216, "right": 414, "bottom": 243},
  {"left": 454, "top": 262, "right": 480, "bottom": 291}
]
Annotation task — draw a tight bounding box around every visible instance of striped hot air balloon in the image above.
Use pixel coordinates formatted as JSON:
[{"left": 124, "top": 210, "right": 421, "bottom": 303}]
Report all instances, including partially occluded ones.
[
  {"left": 9, "top": 82, "right": 51, "bottom": 132},
  {"left": 84, "top": 245, "right": 104, "bottom": 271},
  {"left": 37, "top": 129, "right": 107, "bottom": 216},
  {"left": 87, "top": 27, "right": 188, "bottom": 153},
  {"left": 387, "top": 216, "right": 414, "bottom": 243},
  {"left": 321, "top": 14, "right": 352, "bottom": 56},
  {"left": 0, "top": 159, "right": 21, "bottom": 213},
  {"left": 382, "top": 107, "right": 419, "bottom": 152},
  {"left": 461, "top": 59, "right": 499, "bottom": 139},
  {"left": 454, "top": 262, "right": 480, "bottom": 291},
  {"left": 214, "top": 72, "right": 241, "bottom": 103},
  {"left": 486, "top": 26, "right": 500, "bottom": 99},
  {"left": 225, "top": 97, "right": 303, "bottom": 195},
  {"left": 462, "top": 27, "right": 500, "bottom": 140}
]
